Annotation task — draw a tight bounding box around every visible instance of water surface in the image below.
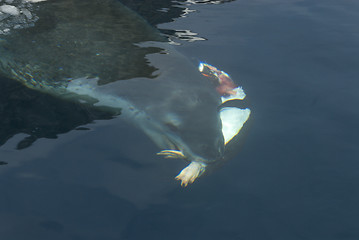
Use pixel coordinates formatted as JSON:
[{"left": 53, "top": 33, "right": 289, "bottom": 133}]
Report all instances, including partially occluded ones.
[{"left": 0, "top": 0, "right": 358, "bottom": 239}]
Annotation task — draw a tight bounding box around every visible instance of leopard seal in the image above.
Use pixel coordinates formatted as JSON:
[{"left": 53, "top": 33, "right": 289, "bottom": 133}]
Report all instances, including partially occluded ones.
[{"left": 0, "top": 0, "right": 250, "bottom": 186}]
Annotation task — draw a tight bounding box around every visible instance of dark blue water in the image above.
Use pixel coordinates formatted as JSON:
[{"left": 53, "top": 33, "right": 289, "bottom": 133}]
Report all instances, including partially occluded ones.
[{"left": 1, "top": 0, "right": 359, "bottom": 239}]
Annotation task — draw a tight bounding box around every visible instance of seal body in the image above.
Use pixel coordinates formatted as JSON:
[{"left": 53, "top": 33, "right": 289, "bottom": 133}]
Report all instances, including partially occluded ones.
[{"left": 0, "top": 0, "right": 250, "bottom": 186}]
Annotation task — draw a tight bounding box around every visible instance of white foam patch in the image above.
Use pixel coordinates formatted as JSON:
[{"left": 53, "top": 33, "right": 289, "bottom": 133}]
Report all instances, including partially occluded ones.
[
  {"left": 221, "top": 86, "right": 246, "bottom": 103},
  {"left": 220, "top": 107, "right": 250, "bottom": 145}
]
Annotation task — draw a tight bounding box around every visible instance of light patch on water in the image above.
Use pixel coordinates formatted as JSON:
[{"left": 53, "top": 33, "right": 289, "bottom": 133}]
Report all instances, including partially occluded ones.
[
  {"left": 66, "top": 77, "right": 130, "bottom": 114},
  {"left": 166, "top": 29, "right": 206, "bottom": 45},
  {"left": 174, "top": 29, "right": 206, "bottom": 41},
  {"left": 183, "top": 0, "right": 233, "bottom": 4},
  {"left": 163, "top": 113, "right": 182, "bottom": 128}
]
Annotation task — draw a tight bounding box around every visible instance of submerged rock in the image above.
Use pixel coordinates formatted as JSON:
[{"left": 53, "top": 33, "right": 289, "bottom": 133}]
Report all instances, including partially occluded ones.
[{"left": 0, "top": 4, "right": 20, "bottom": 16}]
